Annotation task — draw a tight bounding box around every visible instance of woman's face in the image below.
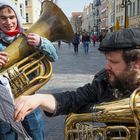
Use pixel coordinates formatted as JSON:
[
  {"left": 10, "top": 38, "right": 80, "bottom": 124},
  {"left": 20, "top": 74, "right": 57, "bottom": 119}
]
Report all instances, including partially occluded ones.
[{"left": 0, "top": 7, "right": 17, "bottom": 32}]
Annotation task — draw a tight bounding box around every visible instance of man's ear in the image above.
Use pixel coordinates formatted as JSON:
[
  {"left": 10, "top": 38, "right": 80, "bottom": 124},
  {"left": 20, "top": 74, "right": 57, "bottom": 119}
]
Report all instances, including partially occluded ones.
[{"left": 133, "top": 60, "right": 140, "bottom": 69}]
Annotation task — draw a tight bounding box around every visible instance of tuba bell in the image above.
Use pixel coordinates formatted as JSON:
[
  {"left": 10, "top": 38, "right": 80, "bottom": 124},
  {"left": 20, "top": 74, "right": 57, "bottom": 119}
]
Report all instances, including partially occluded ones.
[
  {"left": 64, "top": 88, "right": 140, "bottom": 140},
  {"left": 0, "top": 0, "right": 74, "bottom": 98}
]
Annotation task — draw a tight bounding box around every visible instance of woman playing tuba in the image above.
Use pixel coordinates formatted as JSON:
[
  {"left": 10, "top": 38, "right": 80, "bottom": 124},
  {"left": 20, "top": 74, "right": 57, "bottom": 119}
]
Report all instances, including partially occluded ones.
[{"left": 0, "top": 0, "right": 73, "bottom": 140}]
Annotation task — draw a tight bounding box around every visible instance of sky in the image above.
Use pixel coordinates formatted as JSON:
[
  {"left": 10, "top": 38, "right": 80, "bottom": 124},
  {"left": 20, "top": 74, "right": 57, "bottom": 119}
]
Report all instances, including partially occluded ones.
[{"left": 57, "top": 0, "right": 93, "bottom": 18}]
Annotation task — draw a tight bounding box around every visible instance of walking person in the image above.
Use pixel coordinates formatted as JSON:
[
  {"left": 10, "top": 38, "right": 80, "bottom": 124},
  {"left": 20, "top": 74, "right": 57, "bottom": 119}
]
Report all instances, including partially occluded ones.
[
  {"left": 98, "top": 31, "right": 107, "bottom": 43},
  {"left": 72, "top": 33, "right": 80, "bottom": 54},
  {"left": 82, "top": 32, "right": 90, "bottom": 54},
  {"left": 58, "top": 40, "right": 61, "bottom": 48},
  {"left": 0, "top": 1, "right": 58, "bottom": 140},
  {"left": 91, "top": 34, "right": 97, "bottom": 47}
]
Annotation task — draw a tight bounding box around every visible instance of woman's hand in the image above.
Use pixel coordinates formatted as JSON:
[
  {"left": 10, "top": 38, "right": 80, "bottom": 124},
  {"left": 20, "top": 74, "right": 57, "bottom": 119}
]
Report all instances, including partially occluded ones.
[
  {"left": 0, "top": 52, "right": 8, "bottom": 66},
  {"left": 27, "top": 33, "right": 41, "bottom": 47}
]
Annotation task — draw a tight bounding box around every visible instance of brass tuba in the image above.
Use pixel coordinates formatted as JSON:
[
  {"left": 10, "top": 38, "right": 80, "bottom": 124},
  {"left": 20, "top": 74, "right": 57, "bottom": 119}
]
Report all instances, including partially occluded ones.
[
  {"left": 0, "top": 0, "right": 74, "bottom": 98},
  {"left": 64, "top": 88, "right": 140, "bottom": 140}
]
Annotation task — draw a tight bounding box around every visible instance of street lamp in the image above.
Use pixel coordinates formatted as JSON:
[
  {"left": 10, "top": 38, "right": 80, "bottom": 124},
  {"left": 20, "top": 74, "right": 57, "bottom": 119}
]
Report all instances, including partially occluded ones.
[{"left": 120, "top": 0, "right": 131, "bottom": 28}]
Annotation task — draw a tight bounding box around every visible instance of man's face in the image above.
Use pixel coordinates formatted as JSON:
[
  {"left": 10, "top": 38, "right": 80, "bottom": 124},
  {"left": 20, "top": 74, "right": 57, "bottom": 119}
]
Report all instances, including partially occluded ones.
[
  {"left": 105, "top": 50, "right": 140, "bottom": 93},
  {"left": 105, "top": 51, "right": 127, "bottom": 87},
  {"left": 0, "top": 7, "right": 17, "bottom": 32}
]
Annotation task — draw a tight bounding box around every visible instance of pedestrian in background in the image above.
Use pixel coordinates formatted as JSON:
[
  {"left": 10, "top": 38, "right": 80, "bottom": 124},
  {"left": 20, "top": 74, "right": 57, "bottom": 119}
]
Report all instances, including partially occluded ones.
[
  {"left": 72, "top": 33, "right": 80, "bottom": 54},
  {"left": 98, "top": 31, "right": 107, "bottom": 42},
  {"left": 58, "top": 40, "right": 61, "bottom": 48},
  {"left": 82, "top": 32, "right": 90, "bottom": 54},
  {"left": 91, "top": 34, "right": 97, "bottom": 47}
]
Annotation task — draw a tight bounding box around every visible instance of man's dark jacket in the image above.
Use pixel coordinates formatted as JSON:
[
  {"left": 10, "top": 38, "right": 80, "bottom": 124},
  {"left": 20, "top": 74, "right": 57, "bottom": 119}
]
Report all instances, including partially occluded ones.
[{"left": 45, "top": 69, "right": 119, "bottom": 116}]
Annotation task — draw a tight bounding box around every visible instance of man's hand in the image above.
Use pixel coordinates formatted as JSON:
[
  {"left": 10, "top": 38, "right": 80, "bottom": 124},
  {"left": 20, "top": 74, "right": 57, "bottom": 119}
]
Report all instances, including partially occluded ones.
[
  {"left": 14, "top": 94, "right": 56, "bottom": 122},
  {"left": 0, "top": 52, "right": 8, "bottom": 66},
  {"left": 14, "top": 95, "right": 41, "bottom": 122},
  {"left": 27, "top": 33, "right": 41, "bottom": 47}
]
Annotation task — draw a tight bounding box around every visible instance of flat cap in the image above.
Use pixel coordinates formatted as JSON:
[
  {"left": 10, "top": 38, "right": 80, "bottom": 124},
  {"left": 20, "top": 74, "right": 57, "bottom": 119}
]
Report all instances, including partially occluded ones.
[{"left": 99, "top": 28, "right": 140, "bottom": 51}]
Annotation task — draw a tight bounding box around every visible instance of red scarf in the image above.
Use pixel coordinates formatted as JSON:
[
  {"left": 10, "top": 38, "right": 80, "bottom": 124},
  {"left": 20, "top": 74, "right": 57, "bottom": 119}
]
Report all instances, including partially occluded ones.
[{"left": 0, "top": 26, "right": 20, "bottom": 37}]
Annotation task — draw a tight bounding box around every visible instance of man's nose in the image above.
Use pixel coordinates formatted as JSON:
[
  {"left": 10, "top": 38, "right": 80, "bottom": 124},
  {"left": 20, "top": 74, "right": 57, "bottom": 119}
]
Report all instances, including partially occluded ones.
[{"left": 105, "top": 63, "right": 111, "bottom": 70}]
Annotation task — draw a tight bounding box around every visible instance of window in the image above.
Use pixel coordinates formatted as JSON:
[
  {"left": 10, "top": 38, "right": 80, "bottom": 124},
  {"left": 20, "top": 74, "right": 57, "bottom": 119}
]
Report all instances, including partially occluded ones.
[
  {"left": 26, "top": 13, "right": 29, "bottom": 23},
  {"left": 25, "top": 0, "right": 28, "bottom": 6},
  {"left": 137, "top": 0, "right": 140, "bottom": 15},
  {"left": 116, "top": 5, "right": 118, "bottom": 13},
  {"left": 130, "top": 4, "right": 132, "bottom": 16},
  {"left": 121, "top": 16, "right": 123, "bottom": 24},
  {"left": 20, "top": 4, "right": 23, "bottom": 17},
  {"left": 133, "top": 2, "right": 135, "bottom": 16}
]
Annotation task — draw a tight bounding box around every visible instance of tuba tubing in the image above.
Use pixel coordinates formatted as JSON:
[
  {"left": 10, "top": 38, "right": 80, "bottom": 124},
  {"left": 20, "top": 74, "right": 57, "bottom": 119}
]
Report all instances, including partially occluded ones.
[{"left": 0, "top": 1, "right": 74, "bottom": 98}]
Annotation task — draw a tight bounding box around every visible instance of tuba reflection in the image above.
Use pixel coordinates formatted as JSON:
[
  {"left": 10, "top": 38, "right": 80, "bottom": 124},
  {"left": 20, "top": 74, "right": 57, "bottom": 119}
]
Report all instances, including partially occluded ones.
[
  {"left": 64, "top": 88, "right": 140, "bottom": 140},
  {"left": 0, "top": 0, "right": 74, "bottom": 98}
]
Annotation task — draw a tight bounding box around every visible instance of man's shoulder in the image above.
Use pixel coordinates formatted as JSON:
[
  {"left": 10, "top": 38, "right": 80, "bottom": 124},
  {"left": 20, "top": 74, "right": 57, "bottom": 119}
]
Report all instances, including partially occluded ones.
[{"left": 94, "top": 69, "right": 108, "bottom": 80}]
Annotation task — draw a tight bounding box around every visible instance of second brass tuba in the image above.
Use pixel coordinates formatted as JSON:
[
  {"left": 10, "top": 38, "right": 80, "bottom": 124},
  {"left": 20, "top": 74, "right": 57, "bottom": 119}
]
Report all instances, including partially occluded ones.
[
  {"left": 0, "top": 0, "right": 74, "bottom": 98},
  {"left": 64, "top": 88, "right": 140, "bottom": 140}
]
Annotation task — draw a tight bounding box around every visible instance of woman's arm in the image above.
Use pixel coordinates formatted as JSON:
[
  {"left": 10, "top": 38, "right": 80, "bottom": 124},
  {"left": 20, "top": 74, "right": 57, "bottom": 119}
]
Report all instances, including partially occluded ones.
[
  {"left": 39, "top": 37, "right": 58, "bottom": 62},
  {"left": 26, "top": 33, "right": 58, "bottom": 62}
]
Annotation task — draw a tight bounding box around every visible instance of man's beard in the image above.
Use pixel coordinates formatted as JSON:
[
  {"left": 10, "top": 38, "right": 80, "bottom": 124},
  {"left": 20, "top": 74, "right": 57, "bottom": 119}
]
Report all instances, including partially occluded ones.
[{"left": 108, "top": 69, "right": 140, "bottom": 97}]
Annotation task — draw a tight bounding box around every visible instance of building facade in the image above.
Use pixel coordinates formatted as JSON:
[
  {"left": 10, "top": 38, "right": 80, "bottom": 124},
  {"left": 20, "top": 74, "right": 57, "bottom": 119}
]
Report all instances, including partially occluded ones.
[
  {"left": 99, "top": 0, "right": 109, "bottom": 31},
  {"left": 12, "top": 0, "right": 42, "bottom": 30},
  {"left": 70, "top": 12, "right": 83, "bottom": 34},
  {"left": 11, "top": 0, "right": 140, "bottom": 34},
  {"left": 108, "top": 0, "right": 115, "bottom": 31},
  {"left": 79, "top": 0, "right": 140, "bottom": 35},
  {"left": 128, "top": 0, "right": 140, "bottom": 27}
]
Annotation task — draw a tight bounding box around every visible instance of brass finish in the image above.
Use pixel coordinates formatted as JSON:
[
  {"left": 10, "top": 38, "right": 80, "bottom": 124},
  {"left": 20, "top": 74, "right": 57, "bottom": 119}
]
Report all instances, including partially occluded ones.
[
  {"left": 0, "top": 0, "right": 74, "bottom": 98},
  {"left": 64, "top": 88, "right": 140, "bottom": 140}
]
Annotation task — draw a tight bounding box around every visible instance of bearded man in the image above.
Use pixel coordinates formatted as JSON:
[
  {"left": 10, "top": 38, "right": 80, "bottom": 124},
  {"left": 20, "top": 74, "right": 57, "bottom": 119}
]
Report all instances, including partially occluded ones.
[{"left": 14, "top": 28, "right": 140, "bottom": 124}]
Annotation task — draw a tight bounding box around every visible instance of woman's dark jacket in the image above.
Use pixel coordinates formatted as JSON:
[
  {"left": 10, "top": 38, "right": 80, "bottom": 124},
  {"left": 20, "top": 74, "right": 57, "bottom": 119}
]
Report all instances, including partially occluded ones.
[
  {"left": 82, "top": 35, "right": 90, "bottom": 42},
  {"left": 72, "top": 35, "right": 80, "bottom": 45},
  {"left": 45, "top": 69, "right": 120, "bottom": 116}
]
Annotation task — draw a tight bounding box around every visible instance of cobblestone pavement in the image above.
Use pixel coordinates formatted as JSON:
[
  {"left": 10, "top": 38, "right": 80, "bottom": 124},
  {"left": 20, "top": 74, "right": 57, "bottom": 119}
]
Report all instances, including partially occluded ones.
[{"left": 20, "top": 42, "right": 106, "bottom": 140}]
